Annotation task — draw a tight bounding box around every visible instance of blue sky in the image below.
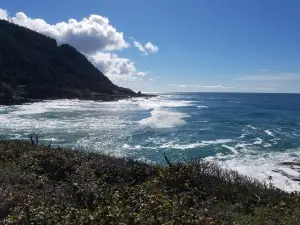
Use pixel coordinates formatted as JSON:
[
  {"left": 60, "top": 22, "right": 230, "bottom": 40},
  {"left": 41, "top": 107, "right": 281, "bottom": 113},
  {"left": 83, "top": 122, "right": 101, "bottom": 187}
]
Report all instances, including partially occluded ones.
[{"left": 1, "top": 0, "right": 300, "bottom": 93}]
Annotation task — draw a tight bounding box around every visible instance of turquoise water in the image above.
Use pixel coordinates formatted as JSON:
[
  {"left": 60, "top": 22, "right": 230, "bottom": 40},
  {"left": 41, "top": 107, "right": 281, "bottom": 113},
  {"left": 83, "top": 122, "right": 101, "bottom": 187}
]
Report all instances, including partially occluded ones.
[{"left": 1, "top": 93, "right": 300, "bottom": 191}]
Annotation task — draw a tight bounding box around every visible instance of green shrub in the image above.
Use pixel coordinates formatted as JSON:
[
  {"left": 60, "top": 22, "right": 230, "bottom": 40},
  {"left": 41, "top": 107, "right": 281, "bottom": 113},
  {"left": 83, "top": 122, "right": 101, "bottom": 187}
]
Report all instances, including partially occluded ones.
[{"left": 0, "top": 140, "right": 299, "bottom": 224}]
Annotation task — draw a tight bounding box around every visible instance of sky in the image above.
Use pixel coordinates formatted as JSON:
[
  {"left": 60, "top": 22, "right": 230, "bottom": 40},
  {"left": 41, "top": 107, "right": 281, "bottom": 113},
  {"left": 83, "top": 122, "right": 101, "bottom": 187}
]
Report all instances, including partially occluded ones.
[{"left": 1, "top": 0, "right": 300, "bottom": 93}]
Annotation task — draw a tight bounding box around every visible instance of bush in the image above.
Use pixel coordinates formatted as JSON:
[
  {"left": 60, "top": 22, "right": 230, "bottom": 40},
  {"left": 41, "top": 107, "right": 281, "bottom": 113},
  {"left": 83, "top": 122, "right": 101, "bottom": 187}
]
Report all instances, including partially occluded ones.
[{"left": 0, "top": 140, "right": 300, "bottom": 224}]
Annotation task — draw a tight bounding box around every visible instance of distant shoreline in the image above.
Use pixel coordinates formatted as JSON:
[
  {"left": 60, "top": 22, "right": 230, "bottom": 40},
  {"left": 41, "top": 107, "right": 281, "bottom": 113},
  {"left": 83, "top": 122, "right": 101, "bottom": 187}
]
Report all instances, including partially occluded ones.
[{"left": 0, "top": 93, "right": 157, "bottom": 106}]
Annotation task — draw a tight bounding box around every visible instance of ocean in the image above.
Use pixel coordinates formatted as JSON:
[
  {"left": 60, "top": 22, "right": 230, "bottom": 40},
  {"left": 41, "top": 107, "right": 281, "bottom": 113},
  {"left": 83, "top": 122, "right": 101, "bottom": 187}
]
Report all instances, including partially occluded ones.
[{"left": 1, "top": 93, "right": 300, "bottom": 192}]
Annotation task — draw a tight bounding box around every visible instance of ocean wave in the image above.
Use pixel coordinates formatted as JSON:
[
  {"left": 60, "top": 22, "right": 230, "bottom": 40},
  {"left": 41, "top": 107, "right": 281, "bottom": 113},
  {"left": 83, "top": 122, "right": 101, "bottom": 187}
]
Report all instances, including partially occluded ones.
[
  {"left": 159, "top": 142, "right": 203, "bottom": 150},
  {"left": 253, "top": 138, "right": 263, "bottom": 145},
  {"left": 234, "top": 143, "right": 252, "bottom": 151},
  {"left": 137, "top": 96, "right": 192, "bottom": 128},
  {"left": 43, "top": 137, "right": 65, "bottom": 142},
  {"left": 265, "top": 129, "right": 275, "bottom": 137},
  {"left": 139, "top": 108, "right": 189, "bottom": 128},
  {"left": 222, "top": 144, "right": 239, "bottom": 154},
  {"left": 219, "top": 142, "right": 253, "bottom": 155},
  {"left": 158, "top": 139, "right": 234, "bottom": 150},
  {"left": 202, "top": 139, "right": 234, "bottom": 145},
  {"left": 239, "top": 133, "right": 247, "bottom": 139},
  {"left": 196, "top": 106, "right": 209, "bottom": 109},
  {"left": 136, "top": 96, "right": 194, "bottom": 110},
  {"left": 263, "top": 143, "right": 272, "bottom": 148},
  {"left": 122, "top": 144, "right": 143, "bottom": 150},
  {"left": 246, "top": 125, "right": 257, "bottom": 130},
  {"left": 121, "top": 139, "right": 235, "bottom": 151}
]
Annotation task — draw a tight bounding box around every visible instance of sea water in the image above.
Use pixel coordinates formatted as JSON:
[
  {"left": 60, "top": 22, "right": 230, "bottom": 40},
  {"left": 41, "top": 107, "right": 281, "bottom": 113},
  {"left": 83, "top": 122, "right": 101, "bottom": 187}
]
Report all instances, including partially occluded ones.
[{"left": 1, "top": 93, "right": 300, "bottom": 192}]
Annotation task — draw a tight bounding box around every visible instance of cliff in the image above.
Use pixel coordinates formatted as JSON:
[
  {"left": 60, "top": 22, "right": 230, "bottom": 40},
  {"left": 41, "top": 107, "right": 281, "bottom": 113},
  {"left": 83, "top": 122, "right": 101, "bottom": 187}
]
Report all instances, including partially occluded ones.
[{"left": 0, "top": 19, "right": 138, "bottom": 104}]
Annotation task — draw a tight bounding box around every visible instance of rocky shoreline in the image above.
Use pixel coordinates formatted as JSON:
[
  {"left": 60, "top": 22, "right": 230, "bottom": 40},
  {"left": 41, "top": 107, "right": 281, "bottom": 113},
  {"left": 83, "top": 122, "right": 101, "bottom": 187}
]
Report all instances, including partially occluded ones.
[
  {"left": 0, "top": 88, "right": 156, "bottom": 105},
  {"left": 275, "top": 161, "right": 300, "bottom": 182}
]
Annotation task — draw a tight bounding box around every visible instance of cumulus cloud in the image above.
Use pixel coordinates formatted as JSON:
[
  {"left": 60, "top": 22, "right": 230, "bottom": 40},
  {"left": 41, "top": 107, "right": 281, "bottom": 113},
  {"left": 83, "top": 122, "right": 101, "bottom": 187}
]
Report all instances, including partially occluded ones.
[
  {"left": 1, "top": 8, "right": 152, "bottom": 82},
  {"left": 3, "top": 10, "right": 129, "bottom": 54},
  {"left": 133, "top": 40, "right": 158, "bottom": 54},
  {"left": 169, "top": 84, "right": 236, "bottom": 89},
  {"left": 88, "top": 52, "right": 146, "bottom": 82},
  {"left": 0, "top": 8, "right": 8, "bottom": 20}
]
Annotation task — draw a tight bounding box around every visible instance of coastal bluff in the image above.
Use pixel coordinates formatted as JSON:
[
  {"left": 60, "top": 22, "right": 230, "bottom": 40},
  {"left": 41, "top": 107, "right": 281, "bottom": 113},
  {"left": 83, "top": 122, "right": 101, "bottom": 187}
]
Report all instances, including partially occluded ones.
[{"left": 0, "top": 19, "right": 142, "bottom": 105}]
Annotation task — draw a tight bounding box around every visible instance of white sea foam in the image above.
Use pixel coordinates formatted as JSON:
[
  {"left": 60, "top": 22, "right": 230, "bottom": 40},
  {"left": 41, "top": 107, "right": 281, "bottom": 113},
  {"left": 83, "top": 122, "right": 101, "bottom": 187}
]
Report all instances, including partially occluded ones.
[
  {"left": 139, "top": 108, "right": 189, "bottom": 128},
  {"left": 158, "top": 139, "right": 234, "bottom": 150},
  {"left": 136, "top": 96, "right": 194, "bottom": 110},
  {"left": 227, "top": 101, "right": 240, "bottom": 104},
  {"left": 196, "top": 106, "right": 209, "bottom": 109},
  {"left": 43, "top": 137, "right": 64, "bottom": 142},
  {"left": 222, "top": 145, "right": 239, "bottom": 154},
  {"left": 137, "top": 96, "right": 192, "bottom": 128},
  {"left": 220, "top": 142, "right": 252, "bottom": 154},
  {"left": 159, "top": 142, "right": 199, "bottom": 150},
  {"left": 253, "top": 138, "right": 263, "bottom": 145},
  {"left": 263, "top": 143, "right": 272, "bottom": 148},
  {"left": 206, "top": 148, "right": 300, "bottom": 192},
  {"left": 2, "top": 95, "right": 300, "bottom": 193},
  {"left": 246, "top": 125, "right": 257, "bottom": 130},
  {"left": 234, "top": 143, "right": 252, "bottom": 151},
  {"left": 0, "top": 99, "right": 138, "bottom": 148},
  {"left": 265, "top": 129, "right": 274, "bottom": 137},
  {"left": 239, "top": 133, "right": 247, "bottom": 139},
  {"left": 123, "top": 144, "right": 130, "bottom": 149},
  {"left": 202, "top": 139, "right": 233, "bottom": 145}
]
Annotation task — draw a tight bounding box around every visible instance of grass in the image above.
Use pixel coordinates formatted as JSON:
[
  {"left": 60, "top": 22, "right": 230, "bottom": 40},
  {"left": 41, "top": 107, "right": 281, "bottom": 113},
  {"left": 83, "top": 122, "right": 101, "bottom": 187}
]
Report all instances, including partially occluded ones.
[{"left": 1, "top": 140, "right": 300, "bottom": 224}]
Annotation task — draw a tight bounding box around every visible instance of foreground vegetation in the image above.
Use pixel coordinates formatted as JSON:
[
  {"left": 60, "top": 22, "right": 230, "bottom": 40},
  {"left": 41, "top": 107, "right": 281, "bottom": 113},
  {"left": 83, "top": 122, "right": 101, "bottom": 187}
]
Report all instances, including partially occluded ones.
[{"left": 1, "top": 140, "right": 300, "bottom": 224}]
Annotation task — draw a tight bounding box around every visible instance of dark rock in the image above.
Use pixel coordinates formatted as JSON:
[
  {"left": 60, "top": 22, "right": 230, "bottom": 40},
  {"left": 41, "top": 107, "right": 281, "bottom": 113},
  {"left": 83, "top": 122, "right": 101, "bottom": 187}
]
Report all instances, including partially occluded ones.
[
  {"left": 280, "top": 162, "right": 300, "bottom": 167},
  {"left": 273, "top": 168, "right": 300, "bottom": 182},
  {"left": 0, "top": 204, "right": 10, "bottom": 220}
]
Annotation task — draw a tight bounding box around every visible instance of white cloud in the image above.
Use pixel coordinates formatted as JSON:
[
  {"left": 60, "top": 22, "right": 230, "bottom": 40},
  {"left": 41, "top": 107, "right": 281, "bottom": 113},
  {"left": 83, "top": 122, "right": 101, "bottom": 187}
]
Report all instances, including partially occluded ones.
[
  {"left": 133, "top": 40, "right": 158, "bottom": 54},
  {"left": 136, "top": 72, "right": 147, "bottom": 76},
  {"left": 252, "top": 87, "right": 276, "bottom": 91},
  {"left": 88, "top": 52, "right": 146, "bottom": 82},
  {"left": 1, "top": 8, "right": 151, "bottom": 83},
  {"left": 237, "top": 73, "right": 300, "bottom": 81},
  {"left": 3, "top": 10, "right": 129, "bottom": 54},
  {"left": 0, "top": 8, "right": 8, "bottom": 20},
  {"left": 169, "top": 84, "right": 236, "bottom": 89},
  {"left": 133, "top": 41, "right": 146, "bottom": 54},
  {"left": 145, "top": 41, "right": 159, "bottom": 53}
]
